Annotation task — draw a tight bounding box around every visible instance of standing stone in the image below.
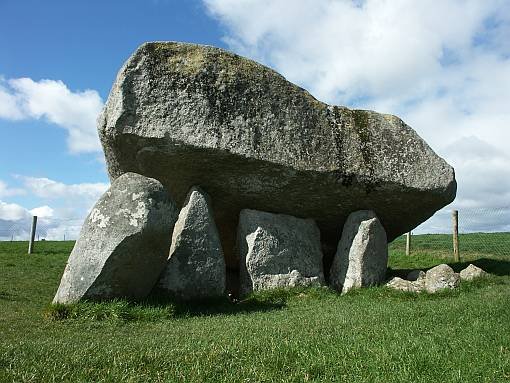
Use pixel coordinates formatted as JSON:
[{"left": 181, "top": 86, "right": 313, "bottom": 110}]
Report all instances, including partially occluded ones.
[
  {"left": 155, "top": 186, "right": 226, "bottom": 299},
  {"left": 53, "top": 172, "right": 178, "bottom": 304},
  {"left": 424, "top": 264, "right": 460, "bottom": 293},
  {"left": 330, "top": 210, "right": 388, "bottom": 293},
  {"left": 459, "top": 264, "right": 488, "bottom": 281},
  {"left": 238, "top": 209, "right": 325, "bottom": 295}
]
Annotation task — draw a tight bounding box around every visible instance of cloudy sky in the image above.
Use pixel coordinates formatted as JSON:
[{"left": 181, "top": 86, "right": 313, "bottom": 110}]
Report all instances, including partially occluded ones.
[{"left": 1, "top": 0, "right": 509, "bottom": 239}]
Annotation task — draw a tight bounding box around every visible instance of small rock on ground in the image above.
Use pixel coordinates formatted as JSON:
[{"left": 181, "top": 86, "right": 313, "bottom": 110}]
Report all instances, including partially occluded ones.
[
  {"left": 460, "top": 264, "right": 488, "bottom": 281},
  {"left": 425, "top": 264, "right": 460, "bottom": 293}
]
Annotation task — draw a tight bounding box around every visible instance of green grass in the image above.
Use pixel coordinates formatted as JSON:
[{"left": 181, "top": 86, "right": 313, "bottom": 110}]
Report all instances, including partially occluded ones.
[
  {"left": 1, "top": 237, "right": 510, "bottom": 382},
  {"left": 390, "top": 232, "right": 510, "bottom": 258}
]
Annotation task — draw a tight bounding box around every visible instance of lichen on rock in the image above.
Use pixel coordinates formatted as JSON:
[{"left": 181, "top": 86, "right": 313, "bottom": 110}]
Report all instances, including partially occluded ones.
[
  {"left": 99, "top": 41, "right": 457, "bottom": 269},
  {"left": 53, "top": 172, "right": 178, "bottom": 304}
]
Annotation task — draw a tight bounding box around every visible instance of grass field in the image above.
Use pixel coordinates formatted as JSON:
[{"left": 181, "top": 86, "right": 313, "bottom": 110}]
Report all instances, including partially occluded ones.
[{"left": 1, "top": 235, "right": 509, "bottom": 382}]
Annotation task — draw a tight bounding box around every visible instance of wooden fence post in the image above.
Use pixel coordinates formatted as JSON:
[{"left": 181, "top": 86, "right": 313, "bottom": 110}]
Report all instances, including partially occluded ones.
[
  {"left": 452, "top": 210, "right": 459, "bottom": 262},
  {"left": 28, "top": 216, "right": 37, "bottom": 254},
  {"left": 405, "top": 232, "right": 411, "bottom": 256}
]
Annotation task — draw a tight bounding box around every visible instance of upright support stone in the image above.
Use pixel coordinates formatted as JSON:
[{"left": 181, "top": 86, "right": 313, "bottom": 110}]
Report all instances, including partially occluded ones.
[
  {"left": 237, "top": 209, "right": 325, "bottom": 295},
  {"left": 155, "top": 186, "right": 226, "bottom": 300},
  {"left": 330, "top": 210, "right": 388, "bottom": 293},
  {"left": 53, "top": 173, "right": 178, "bottom": 304}
]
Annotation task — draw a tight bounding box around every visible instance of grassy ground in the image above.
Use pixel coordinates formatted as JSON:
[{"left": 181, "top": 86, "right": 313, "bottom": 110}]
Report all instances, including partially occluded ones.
[{"left": 1, "top": 236, "right": 509, "bottom": 382}]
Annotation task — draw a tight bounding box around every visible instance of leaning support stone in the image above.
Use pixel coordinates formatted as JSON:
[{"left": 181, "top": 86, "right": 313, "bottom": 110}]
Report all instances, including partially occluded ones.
[
  {"left": 155, "top": 186, "right": 226, "bottom": 300},
  {"left": 237, "top": 209, "right": 325, "bottom": 296},
  {"left": 53, "top": 172, "right": 178, "bottom": 304},
  {"left": 330, "top": 210, "right": 388, "bottom": 293}
]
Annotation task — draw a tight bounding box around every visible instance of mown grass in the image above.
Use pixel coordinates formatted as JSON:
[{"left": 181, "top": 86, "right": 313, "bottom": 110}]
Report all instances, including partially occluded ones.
[{"left": 1, "top": 237, "right": 509, "bottom": 382}]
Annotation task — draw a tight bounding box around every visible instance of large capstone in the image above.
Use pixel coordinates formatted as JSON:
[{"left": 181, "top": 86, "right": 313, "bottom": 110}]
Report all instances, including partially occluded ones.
[
  {"left": 330, "top": 210, "right": 388, "bottom": 293},
  {"left": 237, "top": 209, "right": 325, "bottom": 295},
  {"left": 155, "top": 186, "right": 226, "bottom": 299},
  {"left": 99, "top": 41, "right": 456, "bottom": 268},
  {"left": 53, "top": 172, "right": 178, "bottom": 304}
]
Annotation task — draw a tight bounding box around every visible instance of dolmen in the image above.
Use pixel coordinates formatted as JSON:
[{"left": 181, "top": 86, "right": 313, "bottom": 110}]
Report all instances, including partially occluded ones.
[{"left": 53, "top": 41, "right": 456, "bottom": 303}]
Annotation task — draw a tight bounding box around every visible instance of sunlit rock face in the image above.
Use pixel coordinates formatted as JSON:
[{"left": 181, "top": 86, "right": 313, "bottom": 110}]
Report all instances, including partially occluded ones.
[
  {"left": 330, "top": 210, "right": 388, "bottom": 293},
  {"left": 155, "top": 186, "right": 226, "bottom": 300},
  {"left": 99, "top": 41, "right": 456, "bottom": 268},
  {"left": 53, "top": 172, "right": 178, "bottom": 303},
  {"left": 237, "top": 209, "right": 325, "bottom": 296}
]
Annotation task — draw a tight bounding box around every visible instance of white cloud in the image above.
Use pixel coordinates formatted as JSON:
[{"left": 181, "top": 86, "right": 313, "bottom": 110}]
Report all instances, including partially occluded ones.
[
  {"left": 0, "top": 180, "right": 25, "bottom": 198},
  {"left": 0, "top": 199, "right": 83, "bottom": 240},
  {"left": 30, "top": 205, "right": 54, "bottom": 218},
  {"left": 440, "top": 137, "right": 510, "bottom": 209},
  {"left": 0, "top": 200, "right": 31, "bottom": 221},
  {"left": 0, "top": 77, "right": 104, "bottom": 153},
  {"left": 0, "top": 177, "right": 109, "bottom": 240},
  {"left": 205, "top": 0, "right": 500, "bottom": 102},
  {"left": 0, "top": 80, "right": 25, "bottom": 120},
  {"left": 20, "top": 176, "right": 108, "bottom": 203},
  {"left": 204, "top": 0, "right": 510, "bottom": 233}
]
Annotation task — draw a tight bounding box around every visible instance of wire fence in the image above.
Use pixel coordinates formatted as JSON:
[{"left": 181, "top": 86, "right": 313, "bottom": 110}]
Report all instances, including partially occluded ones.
[
  {"left": 0, "top": 207, "right": 509, "bottom": 257},
  {"left": 412, "top": 206, "right": 510, "bottom": 235},
  {"left": 0, "top": 217, "right": 84, "bottom": 242},
  {"left": 391, "top": 206, "right": 510, "bottom": 258}
]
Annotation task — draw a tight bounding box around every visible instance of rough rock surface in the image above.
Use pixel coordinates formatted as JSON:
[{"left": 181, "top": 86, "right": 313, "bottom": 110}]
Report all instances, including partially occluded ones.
[
  {"left": 237, "top": 209, "right": 324, "bottom": 295},
  {"left": 386, "top": 270, "right": 426, "bottom": 292},
  {"left": 99, "top": 41, "right": 456, "bottom": 267},
  {"left": 155, "top": 186, "right": 226, "bottom": 299},
  {"left": 330, "top": 210, "right": 388, "bottom": 293},
  {"left": 53, "top": 172, "right": 178, "bottom": 304},
  {"left": 386, "top": 277, "right": 423, "bottom": 293},
  {"left": 424, "top": 264, "right": 460, "bottom": 293},
  {"left": 460, "top": 264, "right": 488, "bottom": 281}
]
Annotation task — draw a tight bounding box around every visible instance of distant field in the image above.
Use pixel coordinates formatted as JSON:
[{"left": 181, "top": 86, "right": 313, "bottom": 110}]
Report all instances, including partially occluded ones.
[
  {"left": 390, "top": 232, "right": 510, "bottom": 258},
  {"left": 0, "top": 236, "right": 509, "bottom": 382}
]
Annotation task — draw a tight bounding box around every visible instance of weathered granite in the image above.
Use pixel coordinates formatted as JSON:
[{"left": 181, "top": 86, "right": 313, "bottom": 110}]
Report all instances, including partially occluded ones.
[
  {"left": 99, "top": 41, "right": 456, "bottom": 267},
  {"left": 386, "top": 270, "right": 426, "bottom": 292},
  {"left": 424, "top": 264, "right": 460, "bottom": 293},
  {"left": 53, "top": 172, "right": 178, "bottom": 303},
  {"left": 155, "top": 186, "right": 226, "bottom": 299},
  {"left": 330, "top": 210, "right": 388, "bottom": 293},
  {"left": 237, "top": 209, "right": 324, "bottom": 295},
  {"left": 459, "top": 264, "right": 488, "bottom": 281},
  {"left": 386, "top": 277, "right": 423, "bottom": 293}
]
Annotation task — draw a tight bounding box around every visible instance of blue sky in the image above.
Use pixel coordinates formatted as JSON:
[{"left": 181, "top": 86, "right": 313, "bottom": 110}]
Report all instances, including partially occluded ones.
[
  {"left": 1, "top": 0, "right": 509, "bottom": 238},
  {"left": 0, "top": 0, "right": 222, "bottom": 184},
  {"left": 0, "top": 0, "right": 227, "bottom": 236}
]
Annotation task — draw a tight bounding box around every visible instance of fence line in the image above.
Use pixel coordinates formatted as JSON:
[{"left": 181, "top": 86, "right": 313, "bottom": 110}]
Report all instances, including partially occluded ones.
[
  {"left": 402, "top": 207, "right": 510, "bottom": 258},
  {"left": 1, "top": 208, "right": 509, "bottom": 248},
  {"left": 0, "top": 217, "right": 84, "bottom": 241}
]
